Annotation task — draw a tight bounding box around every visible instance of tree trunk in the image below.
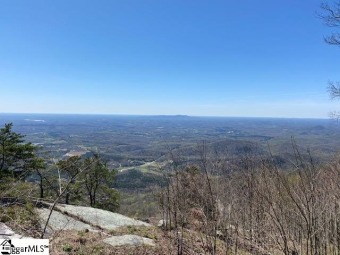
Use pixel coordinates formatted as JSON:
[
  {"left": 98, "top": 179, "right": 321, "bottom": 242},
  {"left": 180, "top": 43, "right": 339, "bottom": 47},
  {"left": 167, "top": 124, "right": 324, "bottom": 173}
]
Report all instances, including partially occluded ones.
[{"left": 40, "top": 177, "right": 44, "bottom": 199}]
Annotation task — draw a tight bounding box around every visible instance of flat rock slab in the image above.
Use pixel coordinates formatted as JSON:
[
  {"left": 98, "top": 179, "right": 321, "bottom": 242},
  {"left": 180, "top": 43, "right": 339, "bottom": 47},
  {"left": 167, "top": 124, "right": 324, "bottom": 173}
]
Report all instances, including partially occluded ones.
[
  {"left": 54, "top": 204, "right": 150, "bottom": 231},
  {"left": 103, "top": 234, "right": 155, "bottom": 247},
  {"left": 0, "top": 222, "right": 28, "bottom": 239},
  {"left": 36, "top": 208, "right": 95, "bottom": 233}
]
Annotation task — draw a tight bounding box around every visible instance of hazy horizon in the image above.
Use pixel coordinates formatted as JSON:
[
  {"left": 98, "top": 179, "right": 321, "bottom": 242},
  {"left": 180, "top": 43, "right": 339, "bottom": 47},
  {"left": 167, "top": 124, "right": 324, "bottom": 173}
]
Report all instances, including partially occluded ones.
[
  {"left": 0, "top": 112, "right": 331, "bottom": 120},
  {"left": 1, "top": 1, "right": 340, "bottom": 118}
]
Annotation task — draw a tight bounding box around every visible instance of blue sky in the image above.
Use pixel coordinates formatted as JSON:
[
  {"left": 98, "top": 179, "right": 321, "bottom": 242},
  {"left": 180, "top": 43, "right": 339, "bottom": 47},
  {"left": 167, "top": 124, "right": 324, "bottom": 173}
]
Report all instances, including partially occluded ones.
[{"left": 1, "top": 0, "right": 339, "bottom": 118}]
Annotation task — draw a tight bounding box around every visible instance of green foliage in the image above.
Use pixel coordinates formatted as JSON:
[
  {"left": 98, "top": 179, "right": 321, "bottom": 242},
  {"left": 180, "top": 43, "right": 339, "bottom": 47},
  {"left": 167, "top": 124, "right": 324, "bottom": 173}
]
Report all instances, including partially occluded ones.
[
  {"left": 83, "top": 155, "right": 116, "bottom": 206},
  {"left": 55, "top": 155, "right": 120, "bottom": 210},
  {"left": 58, "top": 156, "right": 82, "bottom": 177},
  {"left": 57, "top": 156, "right": 83, "bottom": 204},
  {"left": 0, "top": 123, "right": 37, "bottom": 179},
  {"left": 62, "top": 244, "right": 73, "bottom": 252},
  {"left": 114, "top": 169, "right": 166, "bottom": 189},
  {"left": 94, "top": 185, "right": 120, "bottom": 212},
  {"left": 118, "top": 190, "right": 159, "bottom": 218},
  {"left": 0, "top": 178, "right": 38, "bottom": 200}
]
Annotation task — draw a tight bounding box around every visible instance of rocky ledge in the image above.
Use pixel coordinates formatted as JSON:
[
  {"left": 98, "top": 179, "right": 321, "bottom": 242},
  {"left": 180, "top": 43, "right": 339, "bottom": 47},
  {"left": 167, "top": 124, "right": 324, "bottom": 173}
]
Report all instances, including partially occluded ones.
[{"left": 36, "top": 203, "right": 155, "bottom": 247}]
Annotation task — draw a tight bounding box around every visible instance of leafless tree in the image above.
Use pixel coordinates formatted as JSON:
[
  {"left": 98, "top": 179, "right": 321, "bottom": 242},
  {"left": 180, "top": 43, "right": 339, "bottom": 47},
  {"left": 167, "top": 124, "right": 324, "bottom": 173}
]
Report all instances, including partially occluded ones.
[
  {"left": 319, "top": 2, "right": 340, "bottom": 120},
  {"left": 320, "top": 1, "right": 340, "bottom": 45}
]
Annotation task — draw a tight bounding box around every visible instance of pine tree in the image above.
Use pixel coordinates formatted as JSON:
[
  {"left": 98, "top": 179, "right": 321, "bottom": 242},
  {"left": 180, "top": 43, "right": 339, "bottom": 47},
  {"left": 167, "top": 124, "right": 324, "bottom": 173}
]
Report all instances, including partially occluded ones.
[{"left": 0, "top": 123, "right": 37, "bottom": 179}]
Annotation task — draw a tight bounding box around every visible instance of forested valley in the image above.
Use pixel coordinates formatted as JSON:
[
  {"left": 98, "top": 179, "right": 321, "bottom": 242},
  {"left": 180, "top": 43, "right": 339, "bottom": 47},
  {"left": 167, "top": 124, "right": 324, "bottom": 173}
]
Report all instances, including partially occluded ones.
[{"left": 1, "top": 114, "right": 340, "bottom": 254}]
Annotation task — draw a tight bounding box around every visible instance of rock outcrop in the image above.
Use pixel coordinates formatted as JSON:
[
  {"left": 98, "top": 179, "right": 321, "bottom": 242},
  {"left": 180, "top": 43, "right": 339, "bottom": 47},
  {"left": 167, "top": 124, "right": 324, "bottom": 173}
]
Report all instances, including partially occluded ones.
[
  {"left": 36, "top": 203, "right": 155, "bottom": 248},
  {"left": 37, "top": 208, "right": 96, "bottom": 234},
  {"left": 52, "top": 204, "right": 150, "bottom": 231},
  {"left": 0, "top": 222, "right": 30, "bottom": 239}
]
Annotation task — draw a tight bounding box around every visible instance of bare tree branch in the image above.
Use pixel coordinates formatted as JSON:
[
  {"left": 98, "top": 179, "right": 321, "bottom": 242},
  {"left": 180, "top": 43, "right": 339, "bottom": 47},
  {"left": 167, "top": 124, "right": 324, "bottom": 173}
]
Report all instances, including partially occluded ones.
[
  {"left": 319, "top": 1, "right": 340, "bottom": 46},
  {"left": 40, "top": 158, "right": 99, "bottom": 238},
  {"left": 328, "top": 80, "right": 340, "bottom": 99}
]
